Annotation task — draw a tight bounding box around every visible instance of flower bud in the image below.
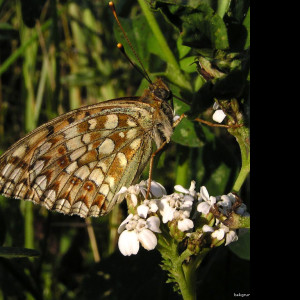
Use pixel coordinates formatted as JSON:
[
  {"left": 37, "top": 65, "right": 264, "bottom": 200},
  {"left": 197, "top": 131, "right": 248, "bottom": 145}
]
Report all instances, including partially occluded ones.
[{"left": 169, "top": 220, "right": 185, "bottom": 241}]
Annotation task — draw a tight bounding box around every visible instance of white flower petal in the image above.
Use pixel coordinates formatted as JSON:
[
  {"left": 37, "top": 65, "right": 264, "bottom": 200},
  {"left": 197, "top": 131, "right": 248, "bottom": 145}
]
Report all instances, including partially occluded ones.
[
  {"left": 174, "top": 185, "right": 189, "bottom": 194},
  {"left": 212, "top": 109, "right": 226, "bottom": 123},
  {"left": 209, "top": 196, "right": 217, "bottom": 205},
  {"left": 217, "top": 196, "right": 231, "bottom": 214},
  {"left": 112, "top": 186, "right": 128, "bottom": 203},
  {"left": 181, "top": 200, "right": 194, "bottom": 212},
  {"left": 116, "top": 186, "right": 128, "bottom": 195},
  {"left": 213, "top": 102, "right": 219, "bottom": 110},
  {"left": 202, "top": 225, "right": 214, "bottom": 232},
  {"left": 200, "top": 186, "right": 210, "bottom": 202},
  {"left": 137, "top": 204, "right": 149, "bottom": 218},
  {"left": 149, "top": 202, "right": 158, "bottom": 213},
  {"left": 220, "top": 224, "right": 230, "bottom": 233},
  {"left": 178, "top": 219, "right": 194, "bottom": 232},
  {"left": 157, "top": 198, "right": 165, "bottom": 211},
  {"left": 225, "top": 231, "right": 238, "bottom": 246},
  {"left": 118, "top": 214, "right": 133, "bottom": 233},
  {"left": 138, "top": 229, "right": 157, "bottom": 250},
  {"left": 211, "top": 229, "right": 225, "bottom": 240},
  {"left": 118, "top": 230, "right": 139, "bottom": 256},
  {"left": 181, "top": 209, "right": 191, "bottom": 218},
  {"left": 130, "top": 194, "right": 138, "bottom": 206},
  {"left": 146, "top": 216, "right": 161, "bottom": 233},
  {"left": 150, "top": 181, "right": 167, "bottom": 197},
  {"left": 189, "top": 180, "right": 196, "bottom": 193},
  {"left": 197, "top": 202, "right": 211, "bottom": 214},
  {"left": 227, "top": 193, "right": 237, "bottom": 204},
  {"left": 183, "top": 195, "right": 194, "bottom": 203},
  {"left": 219, "top": 195, "right": 232, "bottom": 208},
  {"left": 161, "top": 204, "right": 175, "bottom": 223}
]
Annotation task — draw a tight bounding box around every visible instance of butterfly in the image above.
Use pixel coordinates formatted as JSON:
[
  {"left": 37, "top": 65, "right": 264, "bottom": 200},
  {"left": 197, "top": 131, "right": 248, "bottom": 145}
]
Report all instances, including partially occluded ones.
[
  {"left": 0, "top": 2, "right": 180, "bottom": 218},
  {"left": 0, "top": 77, "right": 175, "bottom": 218}
]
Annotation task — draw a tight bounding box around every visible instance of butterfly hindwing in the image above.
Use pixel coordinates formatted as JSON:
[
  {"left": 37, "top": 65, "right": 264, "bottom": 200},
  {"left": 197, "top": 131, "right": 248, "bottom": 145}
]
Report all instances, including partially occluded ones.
[{"left": 0, "top": 99, "right": 155, "bottom": 217}]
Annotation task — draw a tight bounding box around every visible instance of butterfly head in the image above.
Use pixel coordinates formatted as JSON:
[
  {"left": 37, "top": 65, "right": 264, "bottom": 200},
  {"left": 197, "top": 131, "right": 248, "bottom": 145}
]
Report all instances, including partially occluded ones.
[
  {"left": 138, "top": 78, "right": 174, "bottom": 147},
  {"left": 149, "top": 78, "right": 172, "bottom": 103}
]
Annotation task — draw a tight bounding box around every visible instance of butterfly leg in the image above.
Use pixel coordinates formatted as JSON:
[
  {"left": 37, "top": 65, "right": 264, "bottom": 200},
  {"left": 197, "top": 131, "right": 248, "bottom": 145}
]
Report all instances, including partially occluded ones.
[{"left": 146, "top": 141, "right": 167, "bottom": 200}]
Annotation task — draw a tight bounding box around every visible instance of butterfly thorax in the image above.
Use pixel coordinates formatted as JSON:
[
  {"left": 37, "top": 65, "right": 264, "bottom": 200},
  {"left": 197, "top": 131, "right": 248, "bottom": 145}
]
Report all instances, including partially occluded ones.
[{"left": 140, "top": 78, "right": 174, "bottom": 148}]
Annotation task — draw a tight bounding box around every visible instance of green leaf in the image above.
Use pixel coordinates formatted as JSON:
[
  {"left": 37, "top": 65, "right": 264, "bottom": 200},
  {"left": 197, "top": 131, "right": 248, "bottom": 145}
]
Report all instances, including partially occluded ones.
[
  {"left": 0, "top": 246, "right": 40, "bottom": 258},
  {"left": 206, "top": 162, "right": 232, "bottom": 194},
  {"left": 229, "top": 230, "right": 250, "bottom": 260},
  {"left": 152, "top": 2, "right": 229, "bottom": 50},
  {"left": 243, "top": 8, "right": 250, "bottom": 49},
  {"left": 172, "top": 97, "right": 204, "bottom": 148},
  {"left": 181, "top": 5, "right": 229, "bottom": 50},
  {"left": 177, "top": 35, "right": 191, "bottom": 59},
  {"left": 179, "top": 56, "right": 197, "bottom": 73}
]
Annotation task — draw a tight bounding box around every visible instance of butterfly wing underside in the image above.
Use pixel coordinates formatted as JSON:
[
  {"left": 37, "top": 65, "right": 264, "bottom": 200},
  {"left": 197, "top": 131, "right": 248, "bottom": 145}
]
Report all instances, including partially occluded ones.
[{"left": 0, "top": 99, "right": 154, "bottom": 218}]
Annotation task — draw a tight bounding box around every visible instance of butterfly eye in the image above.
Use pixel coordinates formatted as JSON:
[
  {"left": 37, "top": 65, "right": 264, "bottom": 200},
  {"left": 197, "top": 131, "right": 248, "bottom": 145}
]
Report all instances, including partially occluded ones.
[{"left": 153, "top": 88, "right": 170, "bottom": 101}]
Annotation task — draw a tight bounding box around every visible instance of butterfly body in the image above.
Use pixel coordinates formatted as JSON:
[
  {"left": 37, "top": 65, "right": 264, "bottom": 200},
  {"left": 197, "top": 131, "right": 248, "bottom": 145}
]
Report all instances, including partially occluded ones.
[{"left": 0, "top": 78, "right": 174, "bottom": 218}]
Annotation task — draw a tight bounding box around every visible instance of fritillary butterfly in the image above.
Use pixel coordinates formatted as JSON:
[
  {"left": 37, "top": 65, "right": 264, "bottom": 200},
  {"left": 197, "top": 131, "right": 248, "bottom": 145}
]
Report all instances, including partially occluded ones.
[
  {"left": 0, "top": 2, "right": 177, "bottom": 218},
  {"left": 0, "top": 79, "right": 174, "bottom": 218}
]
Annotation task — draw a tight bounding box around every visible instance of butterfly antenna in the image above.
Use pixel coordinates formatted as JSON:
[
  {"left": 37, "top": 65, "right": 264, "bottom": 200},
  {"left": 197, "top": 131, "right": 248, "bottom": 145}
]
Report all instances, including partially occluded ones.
[
  {"left": 173, "top": 94, "right": 190, "bottom": 106},
  {"left": 117, "top": 43, "right": 152, "bottom": 84},
  {"left": 109, "top": 1, "right": 152, "bottom": 84}
]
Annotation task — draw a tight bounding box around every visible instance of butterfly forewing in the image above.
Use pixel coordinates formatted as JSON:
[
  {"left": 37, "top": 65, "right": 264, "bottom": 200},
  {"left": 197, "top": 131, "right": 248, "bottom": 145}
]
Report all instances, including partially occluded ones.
[{"left": 0, "top": 78, "right": 174, "bottom": 218}]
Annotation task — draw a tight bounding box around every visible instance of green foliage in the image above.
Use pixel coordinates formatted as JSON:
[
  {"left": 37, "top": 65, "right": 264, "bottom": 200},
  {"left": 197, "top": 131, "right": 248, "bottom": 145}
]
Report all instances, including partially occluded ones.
[
  {"left": 0, "top": 246, "right": 39, "bottom": 258},
  {"left": 229, "top": 230, "right": 250, "bottom": 260},
  {"left": 0, "top": 0, "right": 249, "bottom": 299}
]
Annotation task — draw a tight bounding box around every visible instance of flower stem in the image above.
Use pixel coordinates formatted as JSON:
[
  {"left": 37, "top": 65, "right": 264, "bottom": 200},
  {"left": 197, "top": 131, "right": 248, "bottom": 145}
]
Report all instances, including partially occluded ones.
[
  {"left": 157, "top": 233, "right": 210, "bottom": 300},
  {"left": 229, "top": 125, "right": 250, "bottom": 193},
  {"left": 181, "top": 248, "right": 210, "bottom": 300}
]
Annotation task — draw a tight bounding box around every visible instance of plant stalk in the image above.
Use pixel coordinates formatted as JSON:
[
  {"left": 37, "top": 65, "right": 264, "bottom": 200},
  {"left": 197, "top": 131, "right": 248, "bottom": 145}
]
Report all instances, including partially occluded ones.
[
  {"left": 229, "top": 126, "right": 250, "bottom": 192},
  {"left": 157, "top": 236, "right": 210, "bottom": 300}
]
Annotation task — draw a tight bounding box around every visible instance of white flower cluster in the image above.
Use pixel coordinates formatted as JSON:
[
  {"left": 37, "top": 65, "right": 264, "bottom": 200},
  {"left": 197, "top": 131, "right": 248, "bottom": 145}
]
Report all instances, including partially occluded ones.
[
  {"left": 197, "top": 186, "right": 249, "bottom": 246},
  {"left": 157, "top": 181, "right": 196, "bottom": 232},
  {"left": 116, "top": 181, "right": 166, "bottom": 256},
  {"left": 117, "top": 180, "right": 249, "bottom": 256},
  {"left": 113, "top": 180, "right": 166, "bottom": 207},
  {"left": 118, "top": 214, "right": 161, "bottom": 256}
]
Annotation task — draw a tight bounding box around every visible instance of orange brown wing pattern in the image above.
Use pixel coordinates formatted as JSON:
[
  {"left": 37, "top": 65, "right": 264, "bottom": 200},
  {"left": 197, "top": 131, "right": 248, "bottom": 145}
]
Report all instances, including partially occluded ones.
[{"left": 0, "top": 99, "right": 154, "bottom": 218}]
